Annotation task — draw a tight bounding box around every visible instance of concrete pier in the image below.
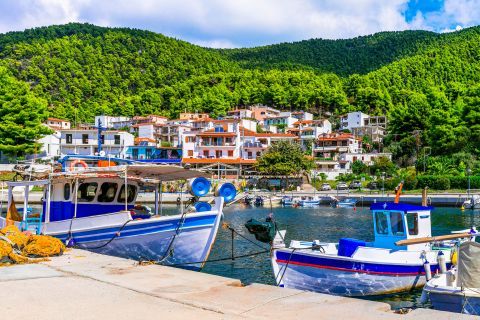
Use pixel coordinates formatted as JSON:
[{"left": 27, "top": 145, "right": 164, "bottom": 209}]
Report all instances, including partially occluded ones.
[{"left": 0, "top": 249, "right": 473, "bottom": 319}]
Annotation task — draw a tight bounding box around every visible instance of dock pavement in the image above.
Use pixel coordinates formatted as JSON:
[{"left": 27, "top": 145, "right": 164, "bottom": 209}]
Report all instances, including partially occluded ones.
[{"left": 0, "top": 249, "right": 474, "bottom": 320}]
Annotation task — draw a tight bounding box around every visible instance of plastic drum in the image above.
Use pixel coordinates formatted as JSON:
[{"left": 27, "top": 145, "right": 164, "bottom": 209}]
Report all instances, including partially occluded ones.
[
  {"left": 193, "top": 202, "right": 212, "bottom": 212},
  {"left": 188, "top": 177, "right": 211, "bottom": 197},
  {"left": 215, "top": 182, "right": 237, "bottom": 203}
]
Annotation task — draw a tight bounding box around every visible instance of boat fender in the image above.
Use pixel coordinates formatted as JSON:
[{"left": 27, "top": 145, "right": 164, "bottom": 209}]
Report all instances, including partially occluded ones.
[
  {"left": 70, "top": 159, "right": 88, "bottom": 171},
  {"left": 446, "top": 269, "right": 456, "bottom": 286},
  {"left": 437, "top": 251, "right": 447, "bottom": 274},
  {"left": 451, "top": 249, "right": 458, "bottom": 265},
  {"left": 424, "top": 260, "right": 432, "bottom": 281}
]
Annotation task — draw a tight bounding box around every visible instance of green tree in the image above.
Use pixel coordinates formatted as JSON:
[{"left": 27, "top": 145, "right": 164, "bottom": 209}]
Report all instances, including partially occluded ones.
[
  {"left": 352, "top": 160, "right": 368, "bottom": 175},
  {"left": 256, "top": 140, "right": 314, "bottom": 177},
  {"left": 0, "top": 67, "right": 52, "bottom": 158}
]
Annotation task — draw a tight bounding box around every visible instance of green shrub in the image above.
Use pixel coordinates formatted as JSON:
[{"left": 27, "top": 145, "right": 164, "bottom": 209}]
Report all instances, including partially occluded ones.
[{"left": 417, "top": 175, "right": 450, "bottom": 190}]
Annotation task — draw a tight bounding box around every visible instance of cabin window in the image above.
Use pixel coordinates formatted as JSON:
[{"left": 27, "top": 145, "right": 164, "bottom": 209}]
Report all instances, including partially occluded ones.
[
  {"left": 390, "top": 212, "right": 405, "bottom": 236},
  {"left": 66, "top": 134, "right": 73, "bottom": 144},
  {"left": 77, "top": 183, "right": 98, "bottom": 202},
  {"left": 406, "top": 213, "right": 419, "bottom": 235},
  {"left": 64, "top": 183, "right": 71, "bottom": 200},
  {"left": 98, "top": 183, "right": 118, "bottom": 203},
  {"left": 118, "top": 184, "right": 137, "bottom": 203},
  {"left": 375, "top": 212, "right": 389, "bottom": 235},
  {"left": 114, "top": 135, "right": 120, "bottom": 145},
  {"left": 82, "top": 134, "right": 89, "bottom": 144}
]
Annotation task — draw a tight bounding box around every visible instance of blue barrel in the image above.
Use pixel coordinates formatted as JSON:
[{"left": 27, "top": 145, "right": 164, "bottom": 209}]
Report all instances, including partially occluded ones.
[
  {"left": 194, "top": 201, "right": 212, "bottom": 212},
  {"left": 215, "top": 182, "right": 237, "bottom": 203},
  {"left": 188, "top": 177, "right": 211, "bottom": 197}
]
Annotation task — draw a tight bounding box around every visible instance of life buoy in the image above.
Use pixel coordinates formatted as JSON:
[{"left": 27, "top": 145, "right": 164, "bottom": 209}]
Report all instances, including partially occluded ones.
[{"left": 70, "top": 159, "right": 88, "bottom": 171}]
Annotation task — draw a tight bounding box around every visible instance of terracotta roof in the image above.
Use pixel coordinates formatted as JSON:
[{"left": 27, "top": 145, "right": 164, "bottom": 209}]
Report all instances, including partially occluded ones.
[
  {"left": 197, "top": 129, "right": 236, "bottom": 137},
  {"left": 317, "top": 133, "right": 357, "bottom": 141},
  {"left": 182, "top": 158, "right": 256, "bottom": 165},
  {"left": 134, "top": 137, "right": 156, "bottom": 143},
  {"left": 131, "top": 122, "right": 163, "bottom": 128},
  {"left": 255, "top": 133, "right": 296, "bottom": 138},
  {"left": 47, "top": 117, "right": 69, "bottom": 122},
  {"left": 293, "top": 120, "right": 314, "bottom": 125}
]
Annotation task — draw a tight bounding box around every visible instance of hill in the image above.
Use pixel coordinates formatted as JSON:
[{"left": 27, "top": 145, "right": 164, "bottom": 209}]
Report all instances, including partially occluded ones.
[{"left": 219, "top": 30, "right": 439, "bottom": 75}]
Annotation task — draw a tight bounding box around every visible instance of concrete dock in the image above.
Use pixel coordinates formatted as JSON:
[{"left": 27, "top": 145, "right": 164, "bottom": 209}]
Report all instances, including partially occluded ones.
[{"left": 0, "top": 249, "right": 474, "bottom": 319}]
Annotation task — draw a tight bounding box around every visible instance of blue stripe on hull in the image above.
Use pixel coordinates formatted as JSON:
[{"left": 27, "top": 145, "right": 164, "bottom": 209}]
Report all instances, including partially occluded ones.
[{"left": 276, "top": 250, "right": 447, "bottom": 276}]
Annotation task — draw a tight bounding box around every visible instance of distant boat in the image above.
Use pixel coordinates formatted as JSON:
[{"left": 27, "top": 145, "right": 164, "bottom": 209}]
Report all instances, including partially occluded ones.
[
  {"left": 422, "top": 241, "right": 480, "bottom": 315},
  {"left": 463, "top": 195, "right": 480, "bottom": 209},
  {"left": 280, "top": 196, "right": 297, "bottom": 206},
  {"left": 254, "top": 196, "right": 264, "bottom": 206},
  {"left": 335, "top": 198, "right": 357, "bottom": 208},
  {"left": 297, "top": 196, "right": 320, "bottom": 207}
]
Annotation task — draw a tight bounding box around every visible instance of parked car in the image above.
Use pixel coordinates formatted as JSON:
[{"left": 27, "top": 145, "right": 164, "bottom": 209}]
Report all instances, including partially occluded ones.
[
  {"left": 367, "top": 182, "right": 378, "bottom": 190},
  {"left": 349, "top": 181, "right": 362, "bottom": 189},
  {"left": 321, "top": 183, "right": 331, "bottom": 191},
  {"left": 336, "top": 182, "right": 348, "bottom": 190}
]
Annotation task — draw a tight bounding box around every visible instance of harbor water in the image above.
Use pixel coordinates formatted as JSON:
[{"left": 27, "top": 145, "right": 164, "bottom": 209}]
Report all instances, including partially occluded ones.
[{"left": 201, "top": 203, "right": 480, "bottom": 310}]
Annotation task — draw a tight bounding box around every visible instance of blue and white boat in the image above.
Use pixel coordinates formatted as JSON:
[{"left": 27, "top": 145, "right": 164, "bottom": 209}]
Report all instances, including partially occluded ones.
[
  {"left": 0, "top": 164, "right": 225, "bottom": 270},
  {"left": 297, "top": 196, "right": 320, "bottom": 207},
  {"left": 271, "top": 201, "right": 457, "bottom": 296},
  {"left": 280, "top": 196, "right": 296, "bottom": 206},
  {"left": 335, "top": 198, "right": 357, "bottom": 208}
]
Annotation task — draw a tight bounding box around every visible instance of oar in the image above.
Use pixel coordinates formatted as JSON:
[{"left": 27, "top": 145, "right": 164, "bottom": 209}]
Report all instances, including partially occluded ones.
[{"left": 395, "top": 232, "right": 480, "bottom": 246}]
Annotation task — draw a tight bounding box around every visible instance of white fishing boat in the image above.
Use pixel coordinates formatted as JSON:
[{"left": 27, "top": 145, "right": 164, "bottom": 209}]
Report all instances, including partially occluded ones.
[
  {"left": 422, "top": 241, "right": 480, "bottom": 315},
  {"left": 297, "top": 196, "right": 320, "bottom": 207},
  {"left": 271, "top": 186, "right": 469, "bottom": 296},
  {"left": 0, "top": 164, "right": 226, "bottom": 270},
  {"left": 335, "top": 198, "right": 357, "bottom": 208},
  {"left": 463, "top": 195, "right": 480, "bottom": 209}
]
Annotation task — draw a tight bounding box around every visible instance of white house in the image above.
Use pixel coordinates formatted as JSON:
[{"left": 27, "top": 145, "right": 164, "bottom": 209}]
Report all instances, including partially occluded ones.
[
  {"left": 59, "top": 129, "right": 134, "bottom": 158},
  {"left": 94, "top": 116, "right": 132, "bottom": 129},
  {"left": 340, "top": 112, "right": 370, "bottom": 131}
]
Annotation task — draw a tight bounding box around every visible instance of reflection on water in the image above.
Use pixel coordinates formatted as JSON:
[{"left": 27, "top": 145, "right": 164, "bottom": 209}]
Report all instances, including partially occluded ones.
[{"left": 203, "top": 204, "right": 480, "bottom": 310}]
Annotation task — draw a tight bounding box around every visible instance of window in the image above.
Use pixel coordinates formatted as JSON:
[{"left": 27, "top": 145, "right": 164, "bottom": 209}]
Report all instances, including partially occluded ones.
[
  {"left": 118, "top": 184, "right": 137, "bottom": 203},
  {"left": 132, "top": 148, "right": 139, "bottom": 159},
  {"left": 256, "top": 151, "right": 261, "bottom": 157},
  {"left": 390, "top": 212, "right": 405, "bottom": 235},
  {"left": 248, "top": 151, "right": 252, "bottom": 158},
  {"left": 114, "top": 135, "right": 120, "bottom": 145},
  {"left": 215, "top": 150, "right": 222, "bottom": 158},
  {"left": 186, "top": 136, "right": 195, "bottom": 143},
  {"left": 188, "top": 150, "right": 193, "bottom": 157},
  {"left": 64, "top": 183, "right": 71, "bottom": 200},
  {"left": 82, "top": 134, "right": 89, "bottom": 144},
  {"left": 145, "top": 148, "right": 152, "bottom": 159},
  {"left": 98, "top": 183, "right": 118, "bottom": 203},
  {"left": 406, "top": 213, "right": 419, "bottom": 235},
  {"left": 66, "top": 134, "right": 73, "bottom": 144},
  {"left": 77, "top": 183, "right": 98, "bottom": 202},
  {"left": 203, "top": 150, "right": 209, "bottom": 157},
  {"left": 375, "top": 212, "right": 389, "bottom": 235},
  {"left": 228, "top": 150, "right": 233, "bottom": 157}
]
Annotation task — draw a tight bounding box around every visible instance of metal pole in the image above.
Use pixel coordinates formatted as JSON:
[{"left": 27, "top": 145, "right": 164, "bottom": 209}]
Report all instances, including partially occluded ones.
[
  {"left": 124, "top": 167, "right": 128, "bottom": 211},
  {"left": 231, "top": 228, "right": 235, "bottom": 261},
  {"left": 154, "top": 183, "right": 159, "bottom": 216},
  {"left": 468, "top": 169, "right": 471, "bottom": 199},
  {"left": 159, "top": 181, "right": 163, "bottom": 216}
]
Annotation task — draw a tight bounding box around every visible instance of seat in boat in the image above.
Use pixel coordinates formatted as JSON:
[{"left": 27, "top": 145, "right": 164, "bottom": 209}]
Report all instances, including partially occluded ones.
[{"left": 338, "top": 238, "right": 366, "bottom": 257}]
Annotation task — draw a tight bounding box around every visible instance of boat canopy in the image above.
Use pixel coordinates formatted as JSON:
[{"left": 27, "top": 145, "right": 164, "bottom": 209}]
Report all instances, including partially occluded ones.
[{"left": 370, "top": 202, "right": 433, "bottom": 251}]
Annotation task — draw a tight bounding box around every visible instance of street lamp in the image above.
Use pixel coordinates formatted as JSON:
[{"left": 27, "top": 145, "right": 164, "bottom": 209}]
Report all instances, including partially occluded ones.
[
  {"left": 381, "top": 171, "right": 386, "bottom": 197},
  {"left": 467, "top": 168, "right": 472, "bottom": 199}
]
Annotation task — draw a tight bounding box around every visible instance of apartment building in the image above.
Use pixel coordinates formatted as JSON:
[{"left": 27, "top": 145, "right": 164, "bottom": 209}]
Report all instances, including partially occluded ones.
[
  {"left": 59, "top": 129, "right": 134, "bottom": 158},
  {"left": 94, "top": 116, "right": 132, "bottom": 129},
  {"left": 45, "top": 118, "right": 71, "bottom": 130}
]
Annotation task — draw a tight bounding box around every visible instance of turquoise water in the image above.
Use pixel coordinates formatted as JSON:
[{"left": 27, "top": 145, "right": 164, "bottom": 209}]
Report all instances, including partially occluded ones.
[{"left": 202, "top": 203, "right": 480, "bottom": 310}]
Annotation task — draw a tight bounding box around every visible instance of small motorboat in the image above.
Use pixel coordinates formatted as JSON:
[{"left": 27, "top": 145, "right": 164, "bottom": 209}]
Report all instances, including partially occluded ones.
[
  {"left": 422, "top": 241, "right": 480, "bottom": 315},
  {"left": 254, "top": 196, "right": 264, "bottom": 206},
  {"left": 244, "top": 194, "right": 254, "bottom": 205},
  {"left": 271, "top": 185, "right": 469, "bottom": 296},
  {"left": 334, "top": 198, "right": 357, "bottom": 208},
  {"left": 297, "top": 196, "right": 320, "bottom": 207},
  {"left": 280, "top": 196, "right": 296, "bottom": 206},
  {"left": 463, "top": 195, "right": 480, "bottom": 209}
]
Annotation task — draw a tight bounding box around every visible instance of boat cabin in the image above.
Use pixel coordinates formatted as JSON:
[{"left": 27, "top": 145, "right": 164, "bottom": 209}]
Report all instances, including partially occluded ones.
[{"left": 370, "top": 203, "right": 433, "bottom": 251}]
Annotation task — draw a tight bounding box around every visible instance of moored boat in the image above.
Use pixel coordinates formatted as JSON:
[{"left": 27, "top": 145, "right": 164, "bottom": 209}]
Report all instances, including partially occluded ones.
[
  {"left": 334, "top": 198, "right": 357, "bottom": 208},
  {"left": 270, "top": 185, "right": 468, "bottom": 296},
  {"left": 297, "top": 196, "right": 320, "bottom": 207},
  {"left": 0, "top": 164, "right": 226, "bottom": 270},
  {"left": 422, "top": 241, "right": 480, "bottom": 315}
]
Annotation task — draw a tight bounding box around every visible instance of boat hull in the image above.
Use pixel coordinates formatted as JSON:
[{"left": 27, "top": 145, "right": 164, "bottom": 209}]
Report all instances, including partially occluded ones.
[
  {"left": 272, "top": 249, "right": 444, "bottom": 296},
  {"left": 298, "top": 200, "right": 320, "bottom": 207}
]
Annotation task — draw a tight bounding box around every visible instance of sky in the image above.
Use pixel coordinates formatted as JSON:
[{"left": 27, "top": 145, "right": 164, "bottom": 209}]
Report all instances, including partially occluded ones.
[{"left": 0, "top": 0, "right": 479, "bottom": 48}]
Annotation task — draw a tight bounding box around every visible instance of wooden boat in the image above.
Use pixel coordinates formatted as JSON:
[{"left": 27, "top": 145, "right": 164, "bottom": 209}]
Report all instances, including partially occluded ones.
[{"left": 0, "top": 164, "right": 227, "bottom": 271}]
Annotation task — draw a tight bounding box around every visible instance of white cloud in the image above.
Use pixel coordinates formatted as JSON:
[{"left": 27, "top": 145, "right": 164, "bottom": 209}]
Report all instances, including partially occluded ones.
[{"left": 0, "top": 0, "right": 478, "bottom": 47}]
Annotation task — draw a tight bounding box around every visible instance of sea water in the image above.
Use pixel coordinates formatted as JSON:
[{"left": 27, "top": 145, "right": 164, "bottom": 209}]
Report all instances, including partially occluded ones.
[{"left": 202, "top": 203, "right": 480, "bottom": 309}]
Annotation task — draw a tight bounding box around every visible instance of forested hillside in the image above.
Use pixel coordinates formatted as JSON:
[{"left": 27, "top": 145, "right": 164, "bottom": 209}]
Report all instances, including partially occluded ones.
[
  {"left": 220, "top": 30, "right": 438, "bottom": 75},
  {"left": 1, "top": 23, "right": 480, "bottom": 164}
]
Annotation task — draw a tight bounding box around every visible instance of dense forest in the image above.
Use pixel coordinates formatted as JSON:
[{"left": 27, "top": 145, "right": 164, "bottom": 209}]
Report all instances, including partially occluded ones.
[{"left": 1, "top": 22, "right": 480, "bottom": 170}]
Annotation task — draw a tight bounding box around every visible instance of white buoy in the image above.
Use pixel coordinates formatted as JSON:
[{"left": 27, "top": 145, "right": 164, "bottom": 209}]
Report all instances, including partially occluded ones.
[
  {"left": 446, "top": 269, "right": 456, "bottom": 287},
  {"left": 424, "top": 261, "right": 432, "bottom": 281},
  {"left": 437, "top": 251, "right": 447, "bottom": 274}
]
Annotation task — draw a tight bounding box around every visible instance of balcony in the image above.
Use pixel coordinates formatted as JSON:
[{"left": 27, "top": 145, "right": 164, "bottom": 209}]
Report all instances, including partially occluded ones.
[
  {"left": 198, "top": 142, "right": 236, "bottom": 147},
  {"left": 243, "top": 142, "right": 266, "bottom": 149}
]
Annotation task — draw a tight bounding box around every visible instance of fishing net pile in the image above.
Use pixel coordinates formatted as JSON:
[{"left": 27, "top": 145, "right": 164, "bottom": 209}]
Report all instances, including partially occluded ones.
[{"left": 0, "top": 225, "right": 65, "bottom": 266}]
